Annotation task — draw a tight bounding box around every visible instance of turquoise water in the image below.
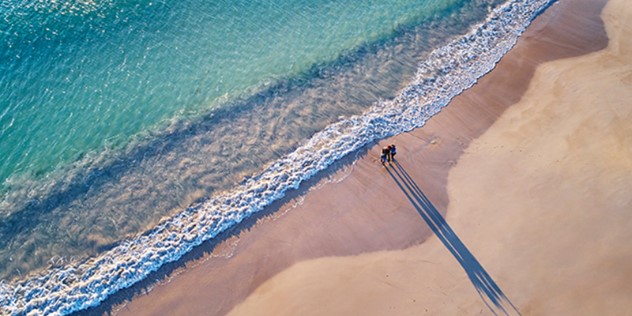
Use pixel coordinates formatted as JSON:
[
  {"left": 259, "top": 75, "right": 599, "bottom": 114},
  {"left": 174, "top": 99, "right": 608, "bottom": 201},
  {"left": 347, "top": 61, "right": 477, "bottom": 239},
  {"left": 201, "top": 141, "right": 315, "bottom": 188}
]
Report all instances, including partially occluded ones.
[
  {"left": 0, "top": 0, "right": 459, "bottom": 193},
  {"left": 0, "top": 0, "right": 487, "bottom": 279},
  {"left": 0, "top": 0, "right": 559, "bottom": 314},
  {"left": 0, "top": 0, "right": 500, "bottom": 281}
]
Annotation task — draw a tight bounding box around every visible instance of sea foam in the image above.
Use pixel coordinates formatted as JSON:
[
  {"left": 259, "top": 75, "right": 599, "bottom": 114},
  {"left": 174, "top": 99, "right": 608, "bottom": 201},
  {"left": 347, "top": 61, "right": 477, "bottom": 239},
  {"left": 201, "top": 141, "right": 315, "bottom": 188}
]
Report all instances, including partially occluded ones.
[{"left": 0, "top": 0, "right": 553, "bottom": 314}]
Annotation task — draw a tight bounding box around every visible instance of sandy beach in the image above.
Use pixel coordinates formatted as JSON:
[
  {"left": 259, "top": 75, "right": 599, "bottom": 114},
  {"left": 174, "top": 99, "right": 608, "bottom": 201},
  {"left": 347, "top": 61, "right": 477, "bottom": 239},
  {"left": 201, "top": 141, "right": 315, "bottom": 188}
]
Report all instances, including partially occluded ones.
[{"left": 90, "top": 0, "right": 632, "bottom": 314}]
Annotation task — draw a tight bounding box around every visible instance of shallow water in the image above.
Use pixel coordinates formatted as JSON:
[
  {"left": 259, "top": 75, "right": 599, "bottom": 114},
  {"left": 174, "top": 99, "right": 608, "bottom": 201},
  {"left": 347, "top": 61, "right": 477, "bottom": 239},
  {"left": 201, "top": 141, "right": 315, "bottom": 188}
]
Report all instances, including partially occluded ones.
[
  {"left": 0, "top": 0, "right": 553, "bottom": 314},
  {"left": 0, "top": 0, "right": 499, "bottom": 282},
  {"left": 0, "top": 0, "right": 462, "bottom": 194}
]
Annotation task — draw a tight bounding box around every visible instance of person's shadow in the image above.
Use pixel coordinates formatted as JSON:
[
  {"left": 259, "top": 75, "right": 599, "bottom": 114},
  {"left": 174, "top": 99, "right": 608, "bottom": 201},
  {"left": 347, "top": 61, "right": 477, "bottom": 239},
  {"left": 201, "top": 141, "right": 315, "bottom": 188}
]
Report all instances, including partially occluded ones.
[{"left": 386, "top": 160, "right": 520, "bottom": 316}]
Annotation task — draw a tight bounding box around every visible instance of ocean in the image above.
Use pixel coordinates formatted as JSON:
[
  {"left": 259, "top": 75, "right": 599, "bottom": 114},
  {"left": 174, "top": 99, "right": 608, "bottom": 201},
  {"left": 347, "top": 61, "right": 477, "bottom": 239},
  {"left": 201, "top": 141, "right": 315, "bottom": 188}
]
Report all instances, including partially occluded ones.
[{"left": 0, "top": 0, "right": 552, "bottom": 314}]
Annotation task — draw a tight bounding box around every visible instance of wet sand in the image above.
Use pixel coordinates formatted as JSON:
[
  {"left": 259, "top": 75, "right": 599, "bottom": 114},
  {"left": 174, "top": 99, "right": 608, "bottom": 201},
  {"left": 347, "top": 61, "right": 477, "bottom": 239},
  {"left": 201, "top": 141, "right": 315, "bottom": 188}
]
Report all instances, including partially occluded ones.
[{"left": 88, "top": 0, "right": 620, "bottom": 314}]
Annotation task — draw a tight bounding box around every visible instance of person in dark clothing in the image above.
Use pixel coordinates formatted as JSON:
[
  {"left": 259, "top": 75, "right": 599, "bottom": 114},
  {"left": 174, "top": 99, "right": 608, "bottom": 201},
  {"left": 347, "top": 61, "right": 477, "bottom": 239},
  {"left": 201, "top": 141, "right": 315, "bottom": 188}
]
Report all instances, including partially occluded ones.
[
  {"left": 381, "top": 146, "right": 390, "bottom": 164},
  {"left": 389, "top": 144, "right": 396, "bottom": 161}
]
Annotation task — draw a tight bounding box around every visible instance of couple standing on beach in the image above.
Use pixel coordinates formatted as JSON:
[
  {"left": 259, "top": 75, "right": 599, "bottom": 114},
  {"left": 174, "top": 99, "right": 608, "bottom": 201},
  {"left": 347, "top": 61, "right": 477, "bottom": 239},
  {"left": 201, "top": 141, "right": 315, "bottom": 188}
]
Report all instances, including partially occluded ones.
[{"left": 380, "top": 144, "right": 396, "bottom": 164}]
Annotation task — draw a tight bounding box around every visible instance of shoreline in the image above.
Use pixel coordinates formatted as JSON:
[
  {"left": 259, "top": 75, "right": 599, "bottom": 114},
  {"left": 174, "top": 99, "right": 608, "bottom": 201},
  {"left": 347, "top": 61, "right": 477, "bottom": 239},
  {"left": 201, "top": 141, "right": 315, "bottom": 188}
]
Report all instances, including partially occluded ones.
[
  {"left": 80, "top": 0, "right": 610, "bottom": 314},
  {"left": 229, "top": 0, "right": 632, "bottom": 314}
]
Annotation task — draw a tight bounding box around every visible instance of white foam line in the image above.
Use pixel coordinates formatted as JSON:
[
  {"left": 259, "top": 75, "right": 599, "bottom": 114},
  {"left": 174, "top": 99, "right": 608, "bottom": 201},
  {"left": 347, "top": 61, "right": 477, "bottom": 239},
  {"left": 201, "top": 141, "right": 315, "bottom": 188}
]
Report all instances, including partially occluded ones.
[{"left": 0, "top": 0, "right": 553, "bottom": 314}]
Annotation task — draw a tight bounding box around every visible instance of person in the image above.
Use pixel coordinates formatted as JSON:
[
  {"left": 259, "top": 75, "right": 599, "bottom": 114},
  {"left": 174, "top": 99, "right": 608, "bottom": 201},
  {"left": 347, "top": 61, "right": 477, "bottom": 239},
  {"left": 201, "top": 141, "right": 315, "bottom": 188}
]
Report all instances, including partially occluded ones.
[
  {"left": 389, "top": 144, "right": 396, "bottom": 161},
  {"left": 381, "top": 146, "right": 390, "bottom": 164}
]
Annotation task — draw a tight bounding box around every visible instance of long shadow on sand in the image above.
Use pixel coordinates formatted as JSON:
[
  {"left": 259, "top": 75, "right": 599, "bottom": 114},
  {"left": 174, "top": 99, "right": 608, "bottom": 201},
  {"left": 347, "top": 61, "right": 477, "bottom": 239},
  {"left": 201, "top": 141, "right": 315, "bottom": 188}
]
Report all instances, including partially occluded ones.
[{"left": 386, "top": 160, "right": 519, "bottom": 316}]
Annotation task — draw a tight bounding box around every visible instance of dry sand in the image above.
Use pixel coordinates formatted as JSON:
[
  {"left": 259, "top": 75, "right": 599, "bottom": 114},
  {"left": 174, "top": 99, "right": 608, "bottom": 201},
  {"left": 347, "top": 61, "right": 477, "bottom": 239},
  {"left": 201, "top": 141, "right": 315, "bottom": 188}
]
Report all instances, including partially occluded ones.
[
  {"left": 228, "top": 0, "right": 632, "bottom": 315},
  {"left": 103, "top": 0, "right": 627, "bottom": 315}
]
